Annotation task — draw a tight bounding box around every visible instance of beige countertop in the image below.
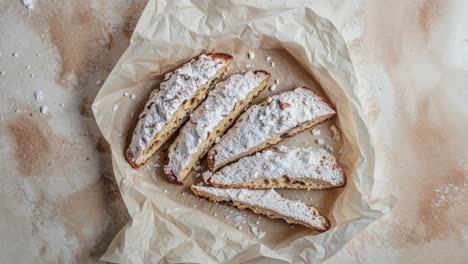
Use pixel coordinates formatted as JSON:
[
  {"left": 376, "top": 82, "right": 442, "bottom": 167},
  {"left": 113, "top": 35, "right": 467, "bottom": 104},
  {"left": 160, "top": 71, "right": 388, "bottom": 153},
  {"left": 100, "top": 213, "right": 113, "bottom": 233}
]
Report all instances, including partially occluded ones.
[{"left": 0, "top": 0, "right": 466, "bottom": 263}]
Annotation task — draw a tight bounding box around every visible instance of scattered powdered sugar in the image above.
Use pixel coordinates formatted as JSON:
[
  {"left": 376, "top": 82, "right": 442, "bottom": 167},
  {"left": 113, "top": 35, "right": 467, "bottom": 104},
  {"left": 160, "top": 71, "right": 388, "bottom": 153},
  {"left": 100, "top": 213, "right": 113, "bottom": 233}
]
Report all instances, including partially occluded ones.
[
  {"left": 431, "top": 183, "right": 466, "bottom": 209},
  {"left": 311, "top": 128, "right": 320, "bottom": 136},
  {"left": 225, "top": 209, "right": 248, "bottom": 226},
  {"left": 209, "top": 88, "right": 335, "bottom": 168},
  {"left": 127, "top": 54, "right": 228, "bottom": 162},
  {"left": 21, "top": 0, "right": 35, "bottom": 10},
  {"left": 329, "top": 124, "right": 341, "bottom": 141},
  {"left": 192, "top": 186, "right": 328, "bottom": 229},
  {"left": 165, "top": 71, "right": 268, "bottom": 179},
  {"left": 33, "top": 90, "right": 43, "bottom": 101},
  {"left": 316, "top": 138, "right": 324, "bottom": 145},
  {"left": 40, "top": 106, "right": 47, "bottom": 114},
  {"left": 248, "top": 51, "right": 255, "bottom": 59},
  {"left": 205, "top": 146, "right": 345, "bottom": 187}
]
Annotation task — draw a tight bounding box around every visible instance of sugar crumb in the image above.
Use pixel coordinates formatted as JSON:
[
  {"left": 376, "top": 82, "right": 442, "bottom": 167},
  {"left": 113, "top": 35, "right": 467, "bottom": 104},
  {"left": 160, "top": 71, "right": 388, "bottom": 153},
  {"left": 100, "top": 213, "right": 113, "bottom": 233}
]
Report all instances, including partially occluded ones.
[
  {"left": 248, "top": 51, "right": 255, "bottom": 59},
  {"left": 311, "top": 128, "right": 320, "bottom": 136},
  {"left": 33, "top": 90, "right": 43, "bottom": 101},
  {"left": 249, "top": 224, "right": 266, "bottom": 239},
  {"left": 270, "top": 84, "right": 277, "bottom": 91},
  {"left": 40, "top": 106, "right": 47, "bottom": 114},
  {"left": 316, "top": 138, "right": 324, "bottom": 145},
  {"left": 329, "top": 124, "right": 341, "bottom": 141}
]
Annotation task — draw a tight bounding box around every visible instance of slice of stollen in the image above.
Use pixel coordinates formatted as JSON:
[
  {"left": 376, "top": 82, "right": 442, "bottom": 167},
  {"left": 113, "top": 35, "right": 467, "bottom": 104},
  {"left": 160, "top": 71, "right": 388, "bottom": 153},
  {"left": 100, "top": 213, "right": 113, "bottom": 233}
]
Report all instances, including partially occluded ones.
[
  {"left": 191, "top": 185, "right": 330, "bottom": 232},
  {"left": 207, "top": 87, "right": 336, "bottom": 172},
  {"left": 126, "top": 53, "right": 232, "bottom": 168},
  {"left": 203, "top": 145, "right": 346, "bottom": 189},
  {"left": 164, "top": 71, "right": 270, "bottom": 183}
]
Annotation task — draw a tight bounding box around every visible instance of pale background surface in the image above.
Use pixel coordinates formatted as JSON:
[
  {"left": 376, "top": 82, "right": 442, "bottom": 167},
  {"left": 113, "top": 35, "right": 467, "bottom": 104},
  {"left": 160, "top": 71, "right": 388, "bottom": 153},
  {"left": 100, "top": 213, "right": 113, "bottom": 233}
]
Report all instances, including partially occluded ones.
[{"left": 0, "top": 0, "right": 467, "bottom": 263}]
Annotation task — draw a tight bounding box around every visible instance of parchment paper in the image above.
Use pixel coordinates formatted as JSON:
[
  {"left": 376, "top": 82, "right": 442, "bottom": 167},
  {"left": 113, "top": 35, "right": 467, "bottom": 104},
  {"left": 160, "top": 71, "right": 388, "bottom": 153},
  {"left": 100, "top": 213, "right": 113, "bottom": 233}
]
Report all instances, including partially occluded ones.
[{"left": 92, "top": 1, "right": 394, "bottom": 263}]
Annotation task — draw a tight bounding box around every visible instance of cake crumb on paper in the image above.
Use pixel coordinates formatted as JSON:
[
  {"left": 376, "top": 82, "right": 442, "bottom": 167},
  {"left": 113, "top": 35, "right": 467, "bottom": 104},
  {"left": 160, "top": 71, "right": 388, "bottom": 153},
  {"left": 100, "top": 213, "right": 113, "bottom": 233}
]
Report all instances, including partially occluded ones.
[
  {"left": 329, "top": 124, "right": 341, "bottom": 141},
  {"left": 248, "top": 51, "right": 255, "bottom": 59},
  {"left": 311, "top": 128, "right": 320, "bottom": 136},
  {"left": 270, "top": 84, "right": 277, "bottom": 91},
  {"left": 316, "top": 138, "right": 324, "bottom": 145},
  {"left": 265, "top": 56, "right": 271, "bottom": 62}
]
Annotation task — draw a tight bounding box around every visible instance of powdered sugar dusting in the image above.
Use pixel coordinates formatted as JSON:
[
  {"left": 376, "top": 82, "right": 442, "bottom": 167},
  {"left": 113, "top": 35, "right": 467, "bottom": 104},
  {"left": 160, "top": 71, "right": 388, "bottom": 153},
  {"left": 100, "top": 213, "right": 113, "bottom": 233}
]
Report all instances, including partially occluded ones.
[
  {"left": 431, "top": 183, "right": 466, "bottom": 209},
  {"left": 209, "top": 88, "right": 335, "bottom": 168},
  {"left": 249, "top": 224, "right": 266, "bottom": 239},
  {"left": 128, "top": 54, "right": 228, "bottom": 162},
  {"left": 205, "top": 146, "right": 345, "bottom": 187},
  {"left": 165, "top": 71, "right": 268, "bottom": 179},
  {"left": 192, "top": 186, "right": 328, "bottom": 229}
]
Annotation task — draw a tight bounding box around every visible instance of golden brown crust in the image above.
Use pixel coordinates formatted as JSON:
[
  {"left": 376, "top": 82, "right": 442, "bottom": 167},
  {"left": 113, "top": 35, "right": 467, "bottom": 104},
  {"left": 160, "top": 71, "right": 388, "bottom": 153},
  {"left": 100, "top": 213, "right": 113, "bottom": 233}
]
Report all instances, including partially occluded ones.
[
  {"left": 210, "top": 53, "right": 234, "bottom": 62},
  {"left": 125, "top": 149, "right": 139, "bottom": 169}
]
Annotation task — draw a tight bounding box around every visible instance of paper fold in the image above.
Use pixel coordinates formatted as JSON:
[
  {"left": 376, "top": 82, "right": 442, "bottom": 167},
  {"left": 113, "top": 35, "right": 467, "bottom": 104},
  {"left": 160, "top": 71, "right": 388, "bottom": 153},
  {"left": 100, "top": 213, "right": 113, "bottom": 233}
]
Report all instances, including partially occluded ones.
[{"left": 93, "top": 1, "right": 393, "bottom": 263}]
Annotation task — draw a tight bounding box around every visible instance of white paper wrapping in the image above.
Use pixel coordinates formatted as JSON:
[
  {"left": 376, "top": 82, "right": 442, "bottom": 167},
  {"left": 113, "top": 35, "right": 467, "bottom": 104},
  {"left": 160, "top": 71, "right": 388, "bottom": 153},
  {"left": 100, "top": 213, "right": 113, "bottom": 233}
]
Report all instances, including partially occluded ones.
[{"left": 92, "top": 1, "right": 394, "bottom": 263}]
